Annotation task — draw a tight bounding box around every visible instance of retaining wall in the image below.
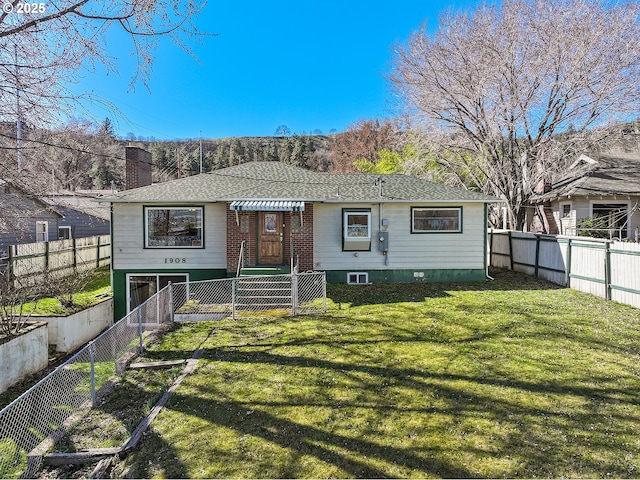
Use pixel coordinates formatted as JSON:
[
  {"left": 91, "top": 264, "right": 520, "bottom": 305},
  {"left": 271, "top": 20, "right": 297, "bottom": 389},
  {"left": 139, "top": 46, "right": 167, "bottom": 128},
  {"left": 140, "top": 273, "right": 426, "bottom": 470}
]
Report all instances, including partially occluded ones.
[{"left": 0, "top": 323, "right": 48, "bottom": 394}]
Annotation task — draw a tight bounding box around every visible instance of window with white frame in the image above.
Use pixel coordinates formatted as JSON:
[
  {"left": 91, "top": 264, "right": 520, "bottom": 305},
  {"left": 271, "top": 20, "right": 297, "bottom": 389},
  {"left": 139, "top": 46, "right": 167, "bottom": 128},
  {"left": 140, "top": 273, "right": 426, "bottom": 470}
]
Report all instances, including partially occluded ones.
[
  {"left": 35, "top": 221, "right": 48, "bottom": 242},
  {"left": 347, "top": 272, "right": 368, "bottom": 284},
  {"left": 58, "top": 226, "right": 72, "bottom": 240},
  {"left": 145, "top": 206, "right": 203, "bottom": 248},
  {"left": 411, "top": 207, "right": 462, "bottom": 233},
  {"left": 342, "top": 209, "right": 372, "bottom": 251},
  {"left": 343, "top": 210, "right": 371, "bottom": 239}
]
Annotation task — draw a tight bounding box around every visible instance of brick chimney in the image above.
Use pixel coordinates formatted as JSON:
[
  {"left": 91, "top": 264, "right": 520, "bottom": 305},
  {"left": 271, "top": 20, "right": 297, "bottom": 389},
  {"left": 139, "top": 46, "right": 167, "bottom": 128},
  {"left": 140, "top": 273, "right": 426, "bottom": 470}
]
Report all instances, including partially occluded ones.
[{"left": 125, "top": 145, "right": 152, "bottom": 190}]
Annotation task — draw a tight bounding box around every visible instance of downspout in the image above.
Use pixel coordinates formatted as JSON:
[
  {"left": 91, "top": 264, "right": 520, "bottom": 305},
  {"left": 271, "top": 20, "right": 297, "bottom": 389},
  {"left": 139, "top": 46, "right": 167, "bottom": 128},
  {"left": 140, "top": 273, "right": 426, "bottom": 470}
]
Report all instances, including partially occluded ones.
[
  {"left": 379, "top": 202, "right": 389, "bottom": 266},
  {"left": 485, "top": 203, "right": 494, "bottom": 281}
]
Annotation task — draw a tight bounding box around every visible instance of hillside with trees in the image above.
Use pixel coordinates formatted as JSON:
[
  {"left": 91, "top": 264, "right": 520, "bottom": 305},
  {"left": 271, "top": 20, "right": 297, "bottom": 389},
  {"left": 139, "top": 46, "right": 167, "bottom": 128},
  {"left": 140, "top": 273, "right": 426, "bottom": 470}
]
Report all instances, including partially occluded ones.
[
  {"left": 0, "top": 117, "right": 404, "bottom": 190},
  {"left": 1, "top": 114, "right": 638, "bottom": 210}
]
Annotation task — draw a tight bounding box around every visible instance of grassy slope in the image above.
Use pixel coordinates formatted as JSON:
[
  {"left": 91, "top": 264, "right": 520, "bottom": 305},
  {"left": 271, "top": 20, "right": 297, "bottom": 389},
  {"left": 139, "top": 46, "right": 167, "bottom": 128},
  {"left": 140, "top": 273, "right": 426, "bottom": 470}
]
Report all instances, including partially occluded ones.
[
  {"left": 87, "top": 270, "right": 640, "bottom": 478},
  {"left": 23, "top": 267, "right": 112, "bottom": 316}
]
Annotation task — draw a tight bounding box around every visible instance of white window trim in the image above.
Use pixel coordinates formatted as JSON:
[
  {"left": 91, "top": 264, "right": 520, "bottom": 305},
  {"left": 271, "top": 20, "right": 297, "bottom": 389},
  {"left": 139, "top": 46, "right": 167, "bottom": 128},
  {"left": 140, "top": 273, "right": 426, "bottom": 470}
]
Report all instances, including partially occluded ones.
[
  {"left": 560, "top": 202, "right": 572, "bottom": 219},
  {"left": 58, "top": 225, "right": 72, "bottom": 240},
  {"left": 343, "top": 210, "right": 372, "bottom": 240},
  {"left": 35, "top": 221, "right": 49, "bottom": 242},
  {"left": 347, "top": 272, "right": 369, "bottom": 285},
  {"left": 559, "top": 201, "right": 573, "bottom": 235}
]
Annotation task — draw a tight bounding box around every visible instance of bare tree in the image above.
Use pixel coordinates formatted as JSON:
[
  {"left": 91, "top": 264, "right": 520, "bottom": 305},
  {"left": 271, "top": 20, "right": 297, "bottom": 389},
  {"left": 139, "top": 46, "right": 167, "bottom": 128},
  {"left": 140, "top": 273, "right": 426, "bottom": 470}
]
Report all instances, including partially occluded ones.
[
  {"left": 391, "top": 0, "right": 640, "bottom": 229},
  {"left": 329, "top": 118, "right": 401, "bottom": 173},
  {"left": 0, "top": 270, "right": 51, "bottom": 336},
  {"left": 0, "top": 0, "right": 208, "bottom": 127},
  {"left": 0, "top": 1, "right": 206, "bottom": 235}
]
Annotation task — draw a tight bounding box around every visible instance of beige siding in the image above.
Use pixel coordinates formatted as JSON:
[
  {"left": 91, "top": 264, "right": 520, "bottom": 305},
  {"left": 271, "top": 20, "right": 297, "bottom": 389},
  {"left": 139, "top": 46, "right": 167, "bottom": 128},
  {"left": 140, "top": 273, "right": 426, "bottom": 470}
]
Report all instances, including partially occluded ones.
[
  {"left": 112, "top": 203, "right": 226, "bottom": 270},
  {"left": 313, "top": 202, "right": 486, "bottom": 270},
  {"left": 552, "top": 196, "right": 640, "bottom": 238}
]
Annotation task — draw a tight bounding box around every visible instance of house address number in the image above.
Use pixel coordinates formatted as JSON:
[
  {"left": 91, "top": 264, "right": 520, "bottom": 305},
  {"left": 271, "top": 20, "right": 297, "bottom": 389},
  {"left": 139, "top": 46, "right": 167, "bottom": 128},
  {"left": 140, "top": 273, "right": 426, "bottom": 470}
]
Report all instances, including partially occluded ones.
[{"left": 164, "top": 258, "right": 187, "bottom": 264}]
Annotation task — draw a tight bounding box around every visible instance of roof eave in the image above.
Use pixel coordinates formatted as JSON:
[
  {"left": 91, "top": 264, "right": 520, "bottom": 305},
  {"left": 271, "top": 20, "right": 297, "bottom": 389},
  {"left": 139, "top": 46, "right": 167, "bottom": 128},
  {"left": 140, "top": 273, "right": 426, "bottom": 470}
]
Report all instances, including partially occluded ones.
[{"left": 105, "top": 196, "right": 502, "bottom": 204}]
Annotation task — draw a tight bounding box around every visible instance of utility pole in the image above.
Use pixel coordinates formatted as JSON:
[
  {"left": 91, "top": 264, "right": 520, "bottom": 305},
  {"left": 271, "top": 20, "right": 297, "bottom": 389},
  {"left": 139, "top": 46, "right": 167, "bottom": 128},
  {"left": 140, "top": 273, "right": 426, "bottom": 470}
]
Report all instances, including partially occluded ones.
[
  {"left": 199, "top": 131, "right": 203, "bottom": 174},
  {"left": 177, "top": 148, "right": 181, "bottom": 179},
  {"left": 14, "top": 44, "right": 22, "bottom": 172}
]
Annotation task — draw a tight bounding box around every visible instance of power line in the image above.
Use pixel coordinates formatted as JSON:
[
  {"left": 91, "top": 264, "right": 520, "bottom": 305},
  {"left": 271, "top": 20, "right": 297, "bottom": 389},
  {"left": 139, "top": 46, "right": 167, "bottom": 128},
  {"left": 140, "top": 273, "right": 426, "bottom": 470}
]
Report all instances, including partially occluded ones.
[{"left": 0, "top": 131, "right": 126, "bottom": 162}]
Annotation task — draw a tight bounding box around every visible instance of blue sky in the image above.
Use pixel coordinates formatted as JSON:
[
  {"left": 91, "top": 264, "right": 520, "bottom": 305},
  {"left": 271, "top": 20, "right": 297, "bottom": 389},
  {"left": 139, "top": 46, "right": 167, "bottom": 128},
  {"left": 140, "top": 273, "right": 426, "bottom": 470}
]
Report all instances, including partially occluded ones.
[{"left": 76, "top": 1, "right": 477, "bottom": 140}]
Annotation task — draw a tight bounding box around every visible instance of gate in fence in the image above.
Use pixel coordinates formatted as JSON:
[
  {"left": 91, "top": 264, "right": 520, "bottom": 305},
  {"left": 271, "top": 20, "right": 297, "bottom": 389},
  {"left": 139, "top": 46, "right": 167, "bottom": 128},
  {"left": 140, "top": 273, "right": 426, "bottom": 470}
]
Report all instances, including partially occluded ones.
[
  {"left": 172, "top": 270, "right": 327, "bottom": 320},
  {"left": 0, "top": 270, "right": 326, "bottom": 478}
]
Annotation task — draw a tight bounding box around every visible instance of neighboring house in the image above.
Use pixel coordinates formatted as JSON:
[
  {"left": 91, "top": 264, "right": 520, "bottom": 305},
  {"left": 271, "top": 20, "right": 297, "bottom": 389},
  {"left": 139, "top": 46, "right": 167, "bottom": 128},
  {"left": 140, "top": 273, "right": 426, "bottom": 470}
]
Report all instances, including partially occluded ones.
[
  {"left": 43, "top": 191, "right": 111, "bottom": 240},
  {"left": 0, "top": 181, "right": 111, "bottom": 258},
  {"left": 0, "top": 179, "right": 62, "bottom": 257},
  {"left": 103, "top": 162, "right": 498, "bottom": 320},
  {"left": 529, "top": 153, "right": 640, "bottom": 239}
]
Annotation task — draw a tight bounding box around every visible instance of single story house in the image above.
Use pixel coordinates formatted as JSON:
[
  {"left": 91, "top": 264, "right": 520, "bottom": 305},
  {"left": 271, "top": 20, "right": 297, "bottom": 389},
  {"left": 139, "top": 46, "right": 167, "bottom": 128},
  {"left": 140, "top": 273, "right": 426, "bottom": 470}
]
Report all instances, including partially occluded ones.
[
  {"left": 43, "top": 191, "right": 111, "bottom": 240},
  {"left": 0, "top": 180, "right": 111, "bottom": 258},
  {"left": 103, "top": 162, "right": 499, "bottom": 319},
  {"left": 0, "top": 179, "right": 60, "bottom": 258},
  {"left": 529, "top": 153, "right": 640, "bottom": 239}
]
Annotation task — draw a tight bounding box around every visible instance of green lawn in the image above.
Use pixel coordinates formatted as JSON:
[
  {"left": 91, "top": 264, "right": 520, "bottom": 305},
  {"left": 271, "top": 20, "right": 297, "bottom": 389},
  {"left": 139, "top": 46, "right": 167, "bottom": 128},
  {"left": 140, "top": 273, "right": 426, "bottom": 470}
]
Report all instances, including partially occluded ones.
[
  {"left": 23, "top": 266, "right": 112, "bottom": 315},
  {"left": 99, "top": 270, "right": 640, "bottom": 478}
]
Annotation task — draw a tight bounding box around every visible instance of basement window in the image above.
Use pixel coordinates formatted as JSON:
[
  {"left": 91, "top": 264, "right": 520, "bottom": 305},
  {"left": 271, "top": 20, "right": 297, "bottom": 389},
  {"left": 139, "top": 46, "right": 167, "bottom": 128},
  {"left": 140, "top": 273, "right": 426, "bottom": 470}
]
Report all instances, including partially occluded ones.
[{"left": 347, "top": 272, "right": 369, "bottom": 285}]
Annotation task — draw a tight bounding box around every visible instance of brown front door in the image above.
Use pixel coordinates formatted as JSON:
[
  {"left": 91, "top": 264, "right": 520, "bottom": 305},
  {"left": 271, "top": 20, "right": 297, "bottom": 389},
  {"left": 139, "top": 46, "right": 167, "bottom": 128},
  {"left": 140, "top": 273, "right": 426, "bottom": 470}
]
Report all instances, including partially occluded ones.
[{"left": 258, "top": 212, "right": 284, "bottom": 265}]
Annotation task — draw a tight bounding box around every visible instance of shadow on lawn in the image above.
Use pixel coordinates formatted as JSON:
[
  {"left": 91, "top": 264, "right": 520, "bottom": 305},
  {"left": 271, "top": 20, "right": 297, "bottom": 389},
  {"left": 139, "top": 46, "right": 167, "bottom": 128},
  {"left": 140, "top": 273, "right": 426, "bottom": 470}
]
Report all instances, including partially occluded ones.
[
  {"left": 165, "top": 391, "right": 474, "bottom": 479},
  {"left": 120, "top": 429, "right": 190, "bottom": 479},
  {"left": 328, "top": 268, "right": 563, "bottom": 306},
  {"left": 205, "top": 347, "right": 637, "bottom": 406},
  {"left": 159, "top": 345, "right": 640, "bottom": 478}
]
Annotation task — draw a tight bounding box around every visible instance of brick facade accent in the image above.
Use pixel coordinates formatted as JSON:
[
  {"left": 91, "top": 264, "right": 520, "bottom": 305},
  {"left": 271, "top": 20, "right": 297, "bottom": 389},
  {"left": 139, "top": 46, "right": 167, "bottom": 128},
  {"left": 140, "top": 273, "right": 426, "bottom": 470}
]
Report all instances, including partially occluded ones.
[
  {"left": 226, "top": 203, "right": 314, "bottom": 272},
  {"left": 125, "top": 146, "right": 152, "bottom": 190}
]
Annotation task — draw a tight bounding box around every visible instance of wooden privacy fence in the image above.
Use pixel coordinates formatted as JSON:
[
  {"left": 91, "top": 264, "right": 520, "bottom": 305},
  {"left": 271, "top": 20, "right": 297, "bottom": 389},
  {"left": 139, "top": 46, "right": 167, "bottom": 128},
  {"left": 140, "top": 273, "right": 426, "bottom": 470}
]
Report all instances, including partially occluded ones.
[
  {"left": 489, "top": 229, "right": 640, "bottom": 309},
  {"left": 1, "top": 235, "right": 111, "bottom": 287}
]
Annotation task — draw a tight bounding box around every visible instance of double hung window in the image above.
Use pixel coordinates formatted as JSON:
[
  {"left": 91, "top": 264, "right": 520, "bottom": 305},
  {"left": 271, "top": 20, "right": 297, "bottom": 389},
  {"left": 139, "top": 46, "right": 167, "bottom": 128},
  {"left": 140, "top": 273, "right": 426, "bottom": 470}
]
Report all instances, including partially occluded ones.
[{"left": 35, "top": 221, "right": 48, "bottom": 242}]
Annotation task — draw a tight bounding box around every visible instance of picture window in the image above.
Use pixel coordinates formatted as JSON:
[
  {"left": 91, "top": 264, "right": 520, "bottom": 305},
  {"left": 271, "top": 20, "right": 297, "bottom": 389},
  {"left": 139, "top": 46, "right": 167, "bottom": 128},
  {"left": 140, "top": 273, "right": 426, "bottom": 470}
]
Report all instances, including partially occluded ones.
[
  {"left": 412, "top": 207, "right": 461, "bottom": 233},
  {"left": 145, "top": 206, "right": 203, "bottom": 248}
]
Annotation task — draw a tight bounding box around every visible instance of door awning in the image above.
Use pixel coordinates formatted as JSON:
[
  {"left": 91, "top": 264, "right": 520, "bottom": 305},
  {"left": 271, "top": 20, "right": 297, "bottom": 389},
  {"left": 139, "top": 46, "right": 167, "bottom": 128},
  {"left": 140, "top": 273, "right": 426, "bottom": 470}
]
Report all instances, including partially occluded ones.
[{"left": 229, "top": 200, "right": 305, "bottom": 212}]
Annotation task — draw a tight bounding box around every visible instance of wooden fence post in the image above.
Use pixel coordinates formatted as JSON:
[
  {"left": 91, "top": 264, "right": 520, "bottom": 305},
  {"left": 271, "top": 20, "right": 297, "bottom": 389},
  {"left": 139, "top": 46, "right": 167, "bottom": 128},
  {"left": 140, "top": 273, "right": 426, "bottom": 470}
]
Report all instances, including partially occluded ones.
[
  {"left": 508, "top": 231, "right": 514, "bottom": 271},
  {"left": 7, "top": 245, "right": 15, "bottom": 290},
  {"left": 534, "top": 235, "right": 541, "bottom": 277},
  {"left": 488, "top": 228, "right": 494, "bottom": 267},
  {"left": 44, "top": 241, "right": 49, "bottom": 271},
  {"left": 72, "top": 238, "right": 77, "bottom": 272},
  {"left": 605, "top": 241, "right": 611, "bottom": 301},
  {"left": 565, "top": 239, "right": 572, "bottom": 288},
  {"left": 96, "top": 236, "right": 101, "bottom": 269}
]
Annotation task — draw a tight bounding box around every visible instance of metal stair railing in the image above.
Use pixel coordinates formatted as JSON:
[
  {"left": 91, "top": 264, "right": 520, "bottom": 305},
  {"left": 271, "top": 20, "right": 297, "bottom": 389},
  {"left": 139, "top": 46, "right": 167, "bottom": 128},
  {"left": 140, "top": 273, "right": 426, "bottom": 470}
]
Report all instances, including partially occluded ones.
[{"left": 236, "top": 240, "right": 246, "bottom": 277}]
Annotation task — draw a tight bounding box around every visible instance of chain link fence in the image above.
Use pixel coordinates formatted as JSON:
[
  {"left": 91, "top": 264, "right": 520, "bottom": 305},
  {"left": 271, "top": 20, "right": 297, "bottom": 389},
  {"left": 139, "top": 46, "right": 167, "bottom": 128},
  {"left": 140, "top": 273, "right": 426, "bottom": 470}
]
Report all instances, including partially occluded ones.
[
  {"left": 0, "top": 286, "right": 170, "bottom": 479},
  {"left": 173, "top": 271, "right": 327, "bottom": 319},
  {"left": 0, "top": 270, "right": 326, "bottom": 478}
]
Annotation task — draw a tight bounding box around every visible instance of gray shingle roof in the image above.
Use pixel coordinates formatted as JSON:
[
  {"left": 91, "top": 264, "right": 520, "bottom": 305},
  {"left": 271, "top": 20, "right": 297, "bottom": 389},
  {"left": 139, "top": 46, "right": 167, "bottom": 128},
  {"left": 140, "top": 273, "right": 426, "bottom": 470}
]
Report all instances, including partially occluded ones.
[
  {"left": 102, "top": 162, "right": 498, "bottom": 204},
  {"left": 531, "top": 153, "right": 640, "bottom": 202}
]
